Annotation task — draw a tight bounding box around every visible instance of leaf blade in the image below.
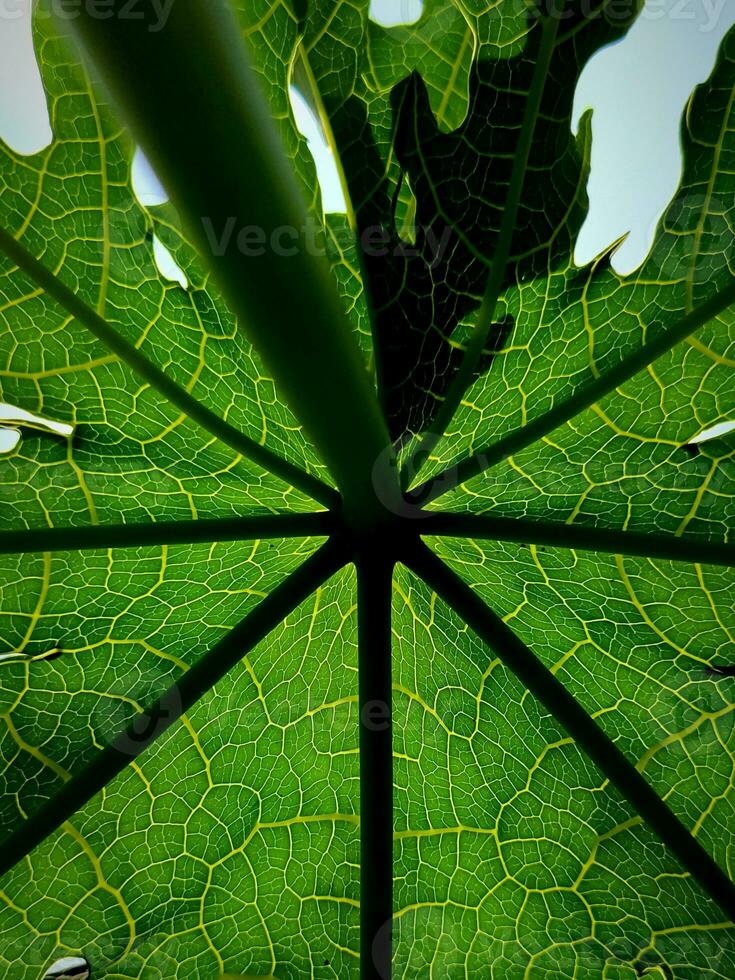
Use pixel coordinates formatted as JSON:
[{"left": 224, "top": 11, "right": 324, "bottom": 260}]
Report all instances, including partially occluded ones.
[{"left": 65, "top": 0, "right": 397, "bottom": 525}]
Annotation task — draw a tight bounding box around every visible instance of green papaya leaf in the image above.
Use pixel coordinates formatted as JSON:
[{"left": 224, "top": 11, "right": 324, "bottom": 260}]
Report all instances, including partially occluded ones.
[
  {"left": 1, "top": 0, "right": 735, "bottom": 977},
  {"left": 220, "top": 975, "right": 279, "bottom": 980},
  {"left": 421, "top": 26, "right": 735, "bottom": 521}
]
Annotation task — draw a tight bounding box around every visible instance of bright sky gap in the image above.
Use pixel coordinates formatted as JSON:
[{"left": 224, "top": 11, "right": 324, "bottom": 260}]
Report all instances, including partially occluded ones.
[{"left": 1, "top": 0, "right": 734, "bottom": 274}]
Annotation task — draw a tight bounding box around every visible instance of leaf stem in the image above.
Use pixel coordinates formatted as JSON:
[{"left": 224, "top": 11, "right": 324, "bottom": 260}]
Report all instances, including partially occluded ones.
[
  {"left": 0, "top": 513, "right": 335, "bottom": 555},
  {"left": 0, "top": 537, "right": 347, "bottom": 878},
  {"left": 420, "top": 512, "right": 735, "bottom": 566},
  {"left": 65, "top": 0, "right": 398, "bottom": 528},
  {"left": 0, "top": 226, "right": 338, "bottom": 510},
  {"left": 356, "top": 545, "right": 395, "bottom": 979},
  {"left": 415, "top": 277, "right": 735, "bottom": 504},
  {"left": 401, "top": 1, "right": 564, "bottom": 486},
  {"left": 405, "top": 539, "right": 735, "bottom": 922}
]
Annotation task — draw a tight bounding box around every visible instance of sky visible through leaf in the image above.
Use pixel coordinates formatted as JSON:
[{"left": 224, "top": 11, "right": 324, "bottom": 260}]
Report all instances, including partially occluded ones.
[
  {"left": 2, "top": 0, "right": 734, "bottom": 272},
  {"left": 0, "top": 0, "right": 730, "bottom": 269}
]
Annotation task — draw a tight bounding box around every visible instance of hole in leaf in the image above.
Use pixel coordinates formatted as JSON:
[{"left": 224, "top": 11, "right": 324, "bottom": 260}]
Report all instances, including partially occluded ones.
[
  {"left": 0, "top": 646, "right": 64, "bottom": 666},
  {"left": 0, "top": 402, "right": 74, "bottom": 457},
  {"left": 42, "top": 957, "right": 90, "bottom": 980},
  {"left": 0, "top": 650, "right": 26, "bottom": 666},
  {"left": 131, "top": 147, "right": 168, "bottom": 208},
  {"left": 152, "top": 235, "right": 189, "bottom": 289},
  {"left": 0, "top": 1, "right": 51, "bottom": 155},
  {"left": 369, "top": 0, "right": 424, "bottom": 27},
  {"left": 288, "top": 86, "right": 346, "bottom": 214},
  {"left": 130, "top": 148, "right": 188, "bottom": 288},
  {"left": 0, "top": 402, "right": 74, "bottom": 439},
  {"left": 572, "top": 0, "right": 735, "bottom": 275},
  {"left": 0, "top": 428, "right": 21, "bottom": 456},
  {"left": 687, "top": 419, "right": 735, "bottom": 446}
]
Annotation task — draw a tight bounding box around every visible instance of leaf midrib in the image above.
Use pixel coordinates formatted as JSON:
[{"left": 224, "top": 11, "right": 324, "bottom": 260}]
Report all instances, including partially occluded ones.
[
  {"left": 400, "top": 0, "right": 566, "bottom": 484},
  {"left": 414, "top": 276, "right": 735, "bottom": 505},
  {"left": 0, "top": 226, "right": 338, "bottom": 510}
]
